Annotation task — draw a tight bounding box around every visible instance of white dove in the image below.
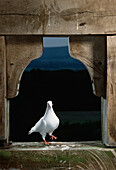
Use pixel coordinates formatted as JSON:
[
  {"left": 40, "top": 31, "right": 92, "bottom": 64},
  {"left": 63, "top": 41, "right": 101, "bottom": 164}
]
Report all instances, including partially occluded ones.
[{"left": 28, "top": 101, "right": 60, "bottom": 144}]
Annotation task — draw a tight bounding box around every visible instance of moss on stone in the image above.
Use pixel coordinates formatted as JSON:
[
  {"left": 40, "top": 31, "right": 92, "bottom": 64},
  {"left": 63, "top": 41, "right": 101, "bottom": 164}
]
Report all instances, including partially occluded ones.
[
  {"left": 105, "top": 151, "right": 115, "bottom": 158},
  {"left": 70, "top": 154, "right": 87, "bottom": 164},
  {"left": 0, "top": 147, "right": 116, "bottom": 169},
  {"left": 0, "top": 150, "right": 11, "bottom": 160}
]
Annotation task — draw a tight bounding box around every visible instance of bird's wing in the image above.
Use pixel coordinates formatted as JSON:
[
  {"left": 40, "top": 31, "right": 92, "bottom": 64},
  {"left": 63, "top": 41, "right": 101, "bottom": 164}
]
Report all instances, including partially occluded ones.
[{"left": 34, "top": 117, "right": 46, "bottom": 133}]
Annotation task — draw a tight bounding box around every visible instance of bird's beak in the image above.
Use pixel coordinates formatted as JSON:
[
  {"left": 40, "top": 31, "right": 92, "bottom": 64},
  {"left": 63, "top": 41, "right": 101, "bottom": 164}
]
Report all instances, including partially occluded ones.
[{"left": 49, "top": 104, "right": 52, "bottom": 108}]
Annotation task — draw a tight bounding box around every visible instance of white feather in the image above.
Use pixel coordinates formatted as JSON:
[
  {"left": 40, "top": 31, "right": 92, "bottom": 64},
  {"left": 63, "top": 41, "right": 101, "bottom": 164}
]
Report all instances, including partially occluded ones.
[{"left": 28, "top": 101, "right": 59, "bottom": 141}]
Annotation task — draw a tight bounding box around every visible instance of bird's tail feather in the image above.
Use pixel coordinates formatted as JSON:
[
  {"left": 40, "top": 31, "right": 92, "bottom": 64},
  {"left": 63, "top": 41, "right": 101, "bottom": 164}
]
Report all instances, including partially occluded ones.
[{"left": 28, "top": 129, "right": 32, "bottom": 135}]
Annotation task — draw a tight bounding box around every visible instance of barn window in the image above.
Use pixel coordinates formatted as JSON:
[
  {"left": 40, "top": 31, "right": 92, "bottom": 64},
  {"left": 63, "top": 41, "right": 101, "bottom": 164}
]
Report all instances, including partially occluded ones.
[{"left": 9, "top": 37, "right": 101, "bottom": 142}]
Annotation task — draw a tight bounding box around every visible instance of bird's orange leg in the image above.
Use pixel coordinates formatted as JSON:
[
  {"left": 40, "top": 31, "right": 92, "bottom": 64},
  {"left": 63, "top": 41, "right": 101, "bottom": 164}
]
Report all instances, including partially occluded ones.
[
  {"left": 44, "top": 140, "right": 50, "bottom": 145},
  {"left": 51, "top": 135, "right": 57, "bottom": 140}
]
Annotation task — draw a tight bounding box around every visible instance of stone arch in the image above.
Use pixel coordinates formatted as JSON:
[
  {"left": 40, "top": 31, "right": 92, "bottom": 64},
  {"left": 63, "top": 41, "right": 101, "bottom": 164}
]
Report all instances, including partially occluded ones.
[{"left": 6, "top": 35, "right": 106, "bottom": 98}]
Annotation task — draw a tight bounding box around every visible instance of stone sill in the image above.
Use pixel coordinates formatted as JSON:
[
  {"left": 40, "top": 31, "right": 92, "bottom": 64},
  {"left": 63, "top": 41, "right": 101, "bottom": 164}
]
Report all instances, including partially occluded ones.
[
  {"left": 8, "top": 141, "right": 105, "bottom": 151},
  {"left": 0, "top": 141, "right": 116, "bottom": 169}
]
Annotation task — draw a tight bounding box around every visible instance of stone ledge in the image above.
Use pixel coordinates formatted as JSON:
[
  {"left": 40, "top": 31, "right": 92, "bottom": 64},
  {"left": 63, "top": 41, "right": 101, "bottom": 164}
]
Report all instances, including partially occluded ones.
[{"left": 0, "top": 141, "right": 116, "bottom": 169}]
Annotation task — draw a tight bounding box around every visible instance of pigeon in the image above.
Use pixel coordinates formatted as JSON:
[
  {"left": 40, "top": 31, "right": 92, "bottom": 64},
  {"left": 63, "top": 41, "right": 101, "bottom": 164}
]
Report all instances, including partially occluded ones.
[{"left": 28, "top": 101, "right": 60, "bottom": 144}]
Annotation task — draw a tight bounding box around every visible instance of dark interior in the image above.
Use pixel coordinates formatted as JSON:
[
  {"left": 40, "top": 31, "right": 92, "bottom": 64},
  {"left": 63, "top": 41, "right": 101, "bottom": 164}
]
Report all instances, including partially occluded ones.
[{"left": 10, "top": 69, "right": 101, "bottom": 142}]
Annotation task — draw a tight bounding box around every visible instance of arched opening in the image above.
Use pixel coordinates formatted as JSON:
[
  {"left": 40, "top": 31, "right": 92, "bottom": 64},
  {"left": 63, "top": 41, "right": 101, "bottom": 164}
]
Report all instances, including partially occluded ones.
[{"left": 10, "top": 37, "right": 101, "bottom": 142}]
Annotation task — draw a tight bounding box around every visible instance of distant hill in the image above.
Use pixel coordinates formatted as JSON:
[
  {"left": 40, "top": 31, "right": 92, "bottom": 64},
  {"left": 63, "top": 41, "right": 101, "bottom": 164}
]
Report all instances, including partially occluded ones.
[
  {"left": 18, "top": 69, "right": 100, "bottom": 111},
  {"left": 26, "top": 46, "right": 86, "bottom": 71}
]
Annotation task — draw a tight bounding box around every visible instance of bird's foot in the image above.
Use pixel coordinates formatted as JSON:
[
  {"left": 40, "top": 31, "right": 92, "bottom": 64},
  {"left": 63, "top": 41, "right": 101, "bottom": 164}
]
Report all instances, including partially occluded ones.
[
  {"left": 44, "top": 140, "right": 50, "bottom": 145},
  {"left": 51, "top": 135, "right": 57, "bottom": 140}
]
